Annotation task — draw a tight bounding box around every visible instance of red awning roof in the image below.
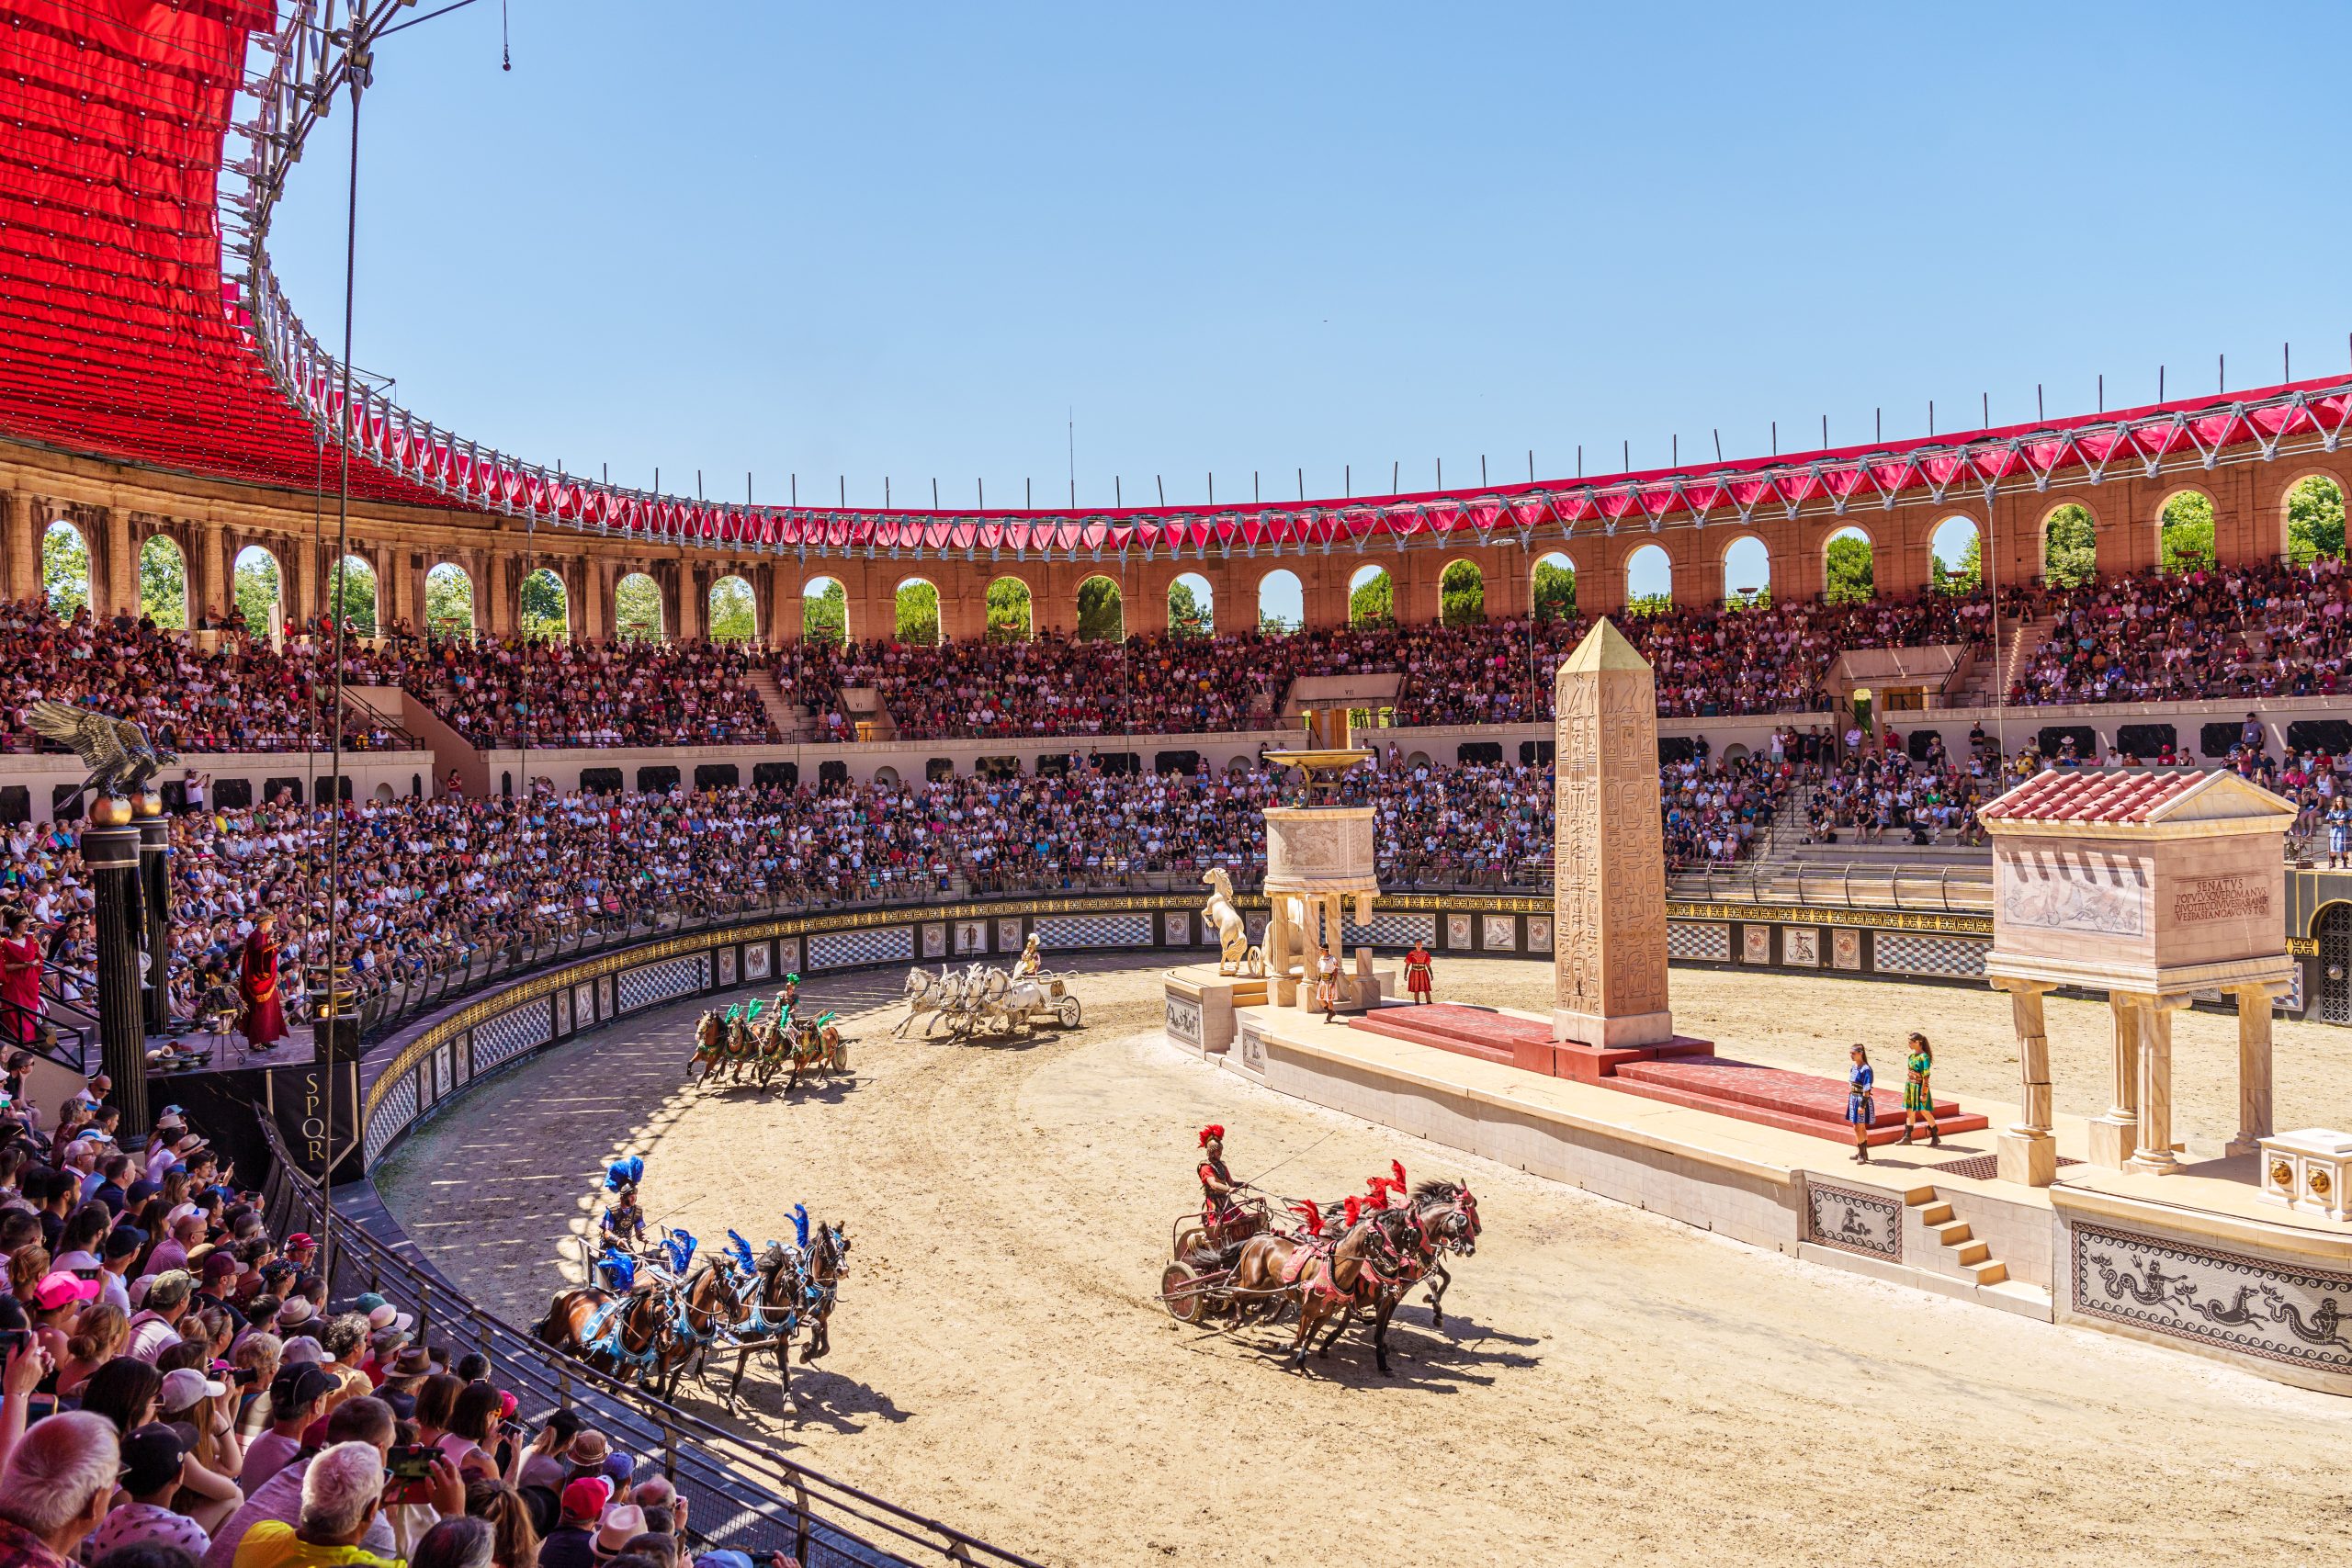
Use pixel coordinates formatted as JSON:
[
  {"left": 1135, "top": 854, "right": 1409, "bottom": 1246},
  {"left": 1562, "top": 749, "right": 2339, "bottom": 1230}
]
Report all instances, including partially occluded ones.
[{"left": 4, "top": 2, "right": 2349, "bottom": 560}]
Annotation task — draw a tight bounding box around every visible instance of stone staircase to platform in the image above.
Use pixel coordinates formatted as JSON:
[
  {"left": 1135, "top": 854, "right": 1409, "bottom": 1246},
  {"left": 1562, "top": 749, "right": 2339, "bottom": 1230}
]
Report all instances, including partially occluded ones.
[{"left": 1905, "top": 1184, "right": 2007, "bottom": 1287}]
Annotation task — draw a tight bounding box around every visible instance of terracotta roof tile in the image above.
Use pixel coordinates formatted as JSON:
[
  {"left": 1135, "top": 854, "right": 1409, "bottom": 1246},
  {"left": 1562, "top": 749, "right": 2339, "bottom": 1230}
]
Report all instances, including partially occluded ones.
[{"left": 1978, "top": 768, "right": 2207, "bottom": 824}]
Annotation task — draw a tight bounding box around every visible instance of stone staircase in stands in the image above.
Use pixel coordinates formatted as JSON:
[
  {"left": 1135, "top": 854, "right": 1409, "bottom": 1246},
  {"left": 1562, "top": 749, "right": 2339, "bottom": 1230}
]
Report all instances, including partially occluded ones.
[
  {"left": 1950, "top": 614, "right": 2055, "bottom": 708},
  {"left": 743, "top": 671, "right": 806, "bottom": 740}
]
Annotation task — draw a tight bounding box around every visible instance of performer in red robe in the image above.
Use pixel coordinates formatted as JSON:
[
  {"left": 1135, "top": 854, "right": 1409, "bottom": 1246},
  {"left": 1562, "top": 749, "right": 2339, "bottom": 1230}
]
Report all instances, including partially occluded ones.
[
  {"left": 0, "top": 911, "right": 41, "bottom": 1045},
  {"left": 1403, "top": 942, "right": 1434, "bottom": 1005},
  {"left": 239, "top": 914, "right": 288, "bottom": 1051}
]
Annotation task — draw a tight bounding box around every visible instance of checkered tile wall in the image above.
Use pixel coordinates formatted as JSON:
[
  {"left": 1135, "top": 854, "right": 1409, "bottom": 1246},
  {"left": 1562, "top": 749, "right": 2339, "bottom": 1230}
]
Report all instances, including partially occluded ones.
[
  {"left": 1034, "top": 914, "right": 1153, "bottom": 949},
  {"left": 808, "top": 926, "right": 915, "bottom": 970},
  {"left": 1872, "top": 933, "right": 1989, "bottom": 978},
  {"left": 1342, "top": 913, "right": 1436, "bottom": 949},
  {"left": 363, "top": 1071, "right": 418, "bottom": 1167},
  {"left": 1667, "top": 922, "right": 1732, "bottom": 961},
  {"left": 471, "top": 1000, "right": 553, "bottom": 1074},
  {"left": 616, "top": 953, "right": 713, "bottom": 1013}
]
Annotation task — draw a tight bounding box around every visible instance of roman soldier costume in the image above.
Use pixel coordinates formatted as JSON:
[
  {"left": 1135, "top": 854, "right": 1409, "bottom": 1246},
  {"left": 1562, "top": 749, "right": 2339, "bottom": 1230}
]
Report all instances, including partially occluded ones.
[
  {"left": 1403, "top": 942, "right": 1434, "bottom": 1004},
  {"left": 1196, "top": 1125, "right": 1248, "bottom": 1246}
]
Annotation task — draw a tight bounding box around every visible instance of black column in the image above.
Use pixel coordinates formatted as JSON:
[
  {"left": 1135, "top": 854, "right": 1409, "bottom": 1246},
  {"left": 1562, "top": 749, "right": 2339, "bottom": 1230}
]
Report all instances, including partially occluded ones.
[
  {"left": 138, "top": 810, "right": 172, "bottom": 1037},
  {"left": 83, "top": 819, "right": 151, "bottom": 1140}
]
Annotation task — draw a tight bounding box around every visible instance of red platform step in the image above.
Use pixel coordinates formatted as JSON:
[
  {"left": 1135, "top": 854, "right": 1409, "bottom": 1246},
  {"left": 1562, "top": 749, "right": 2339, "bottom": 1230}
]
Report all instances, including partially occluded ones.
[
  {"left": 1608, "top": 1057, "right": 1990, "bottom": 1146},
  {"left": 1349, "top": 1004, "right": 1713, "bottom": 1079}
]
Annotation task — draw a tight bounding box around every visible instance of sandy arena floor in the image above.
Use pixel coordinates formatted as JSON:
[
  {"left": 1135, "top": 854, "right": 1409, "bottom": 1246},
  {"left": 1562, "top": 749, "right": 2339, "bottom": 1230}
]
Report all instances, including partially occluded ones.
[{"left": 377, "top": 957, "right": 2352, "bottom": 1566}]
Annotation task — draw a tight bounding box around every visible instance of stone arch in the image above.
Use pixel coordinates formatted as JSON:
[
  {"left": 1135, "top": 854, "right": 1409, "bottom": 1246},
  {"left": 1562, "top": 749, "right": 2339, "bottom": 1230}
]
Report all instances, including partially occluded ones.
[
  {"left": 2041, "top": 502, "right": 2098, "bottom": 588},
  {"left": 801, "top": 575, "right": 847, "bottom": 644},
  {"left": 615, "top": 570, "right": 662, "bottom": 640},
  {"left": 894, "top": 576, "right": 941, "bottom": 646},
  {"left": 137, "top": 531, "right": 187, "bottom": 629},
  {"left": 987, "top": 575, "right": 1034, "bottom": 641},
  {"left": 1531, "top": 551, "right": 1577, "bottom": 623},
  {"left": 332, "top": 552, "right": 379, "bottom": 635},
  {"left": 1075, "top": 574, "right": 1124, "bottom": 642},
  {"left": 1721, "top": 535, "right": 1770, "bottom": 606},
  {"left": 231, "top": 543, "right": 283, "bottom": 634},
  {"left": 2280, "top": 470, "right": 2347, "bottom": 563},
  {"left": 424, "top": 560, "right": 475, "bottom": 635},
  {"left": 1167, "top": 572, "right": 1213, "bottom": 637},
  {"left": 1928, "top": 515, "right": 1981, "bottom": 593},
  {"left": 1438, "top": 558, "right": 1486, "bottom": 626},
  {"left": 40, "top": 518, "right": 90, "bottom": 615},
  {"left": 1623, "top": 543, "right": 1672, "bottom": 611},
  {"left": 708, "top": 573, "right": 757, "bottom": 641},
  {"left": 1257, "top": 568, "right": 1303, "bottom": 634},
  {"left": 1822, "top": 525, "right": 1873, "bottom": 604},
  {"left": 1347, "top": 563, "right": 1394, "bottom": 628},
  {"left": 519, "top": 566, "right": 569, "bottom": 639},
  {"left": 2157, "top": 486, "right": 2217, "bottom": 575}
]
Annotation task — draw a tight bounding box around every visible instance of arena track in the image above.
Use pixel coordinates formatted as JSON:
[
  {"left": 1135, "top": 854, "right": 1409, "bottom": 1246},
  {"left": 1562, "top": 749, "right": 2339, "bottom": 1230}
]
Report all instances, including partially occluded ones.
[{"left": 378, "top": 956, "right": 2352, "bottom": 1567}]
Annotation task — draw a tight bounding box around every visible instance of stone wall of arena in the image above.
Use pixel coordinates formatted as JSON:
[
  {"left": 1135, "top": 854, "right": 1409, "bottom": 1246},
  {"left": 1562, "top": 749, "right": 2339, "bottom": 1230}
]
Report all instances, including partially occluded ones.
[{"left": 5, "top": 432, "right": 2346, "bottom": 646}]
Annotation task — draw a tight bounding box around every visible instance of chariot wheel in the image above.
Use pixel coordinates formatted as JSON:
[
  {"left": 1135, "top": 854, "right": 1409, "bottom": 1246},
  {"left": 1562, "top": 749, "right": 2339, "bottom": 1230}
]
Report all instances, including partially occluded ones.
[
  {"left": 1160, "top": 1262, "right": 1205, "bottom": 1325},
  {"left": 1056, "top": 996, "right": 1081, "bottom": 1028}
]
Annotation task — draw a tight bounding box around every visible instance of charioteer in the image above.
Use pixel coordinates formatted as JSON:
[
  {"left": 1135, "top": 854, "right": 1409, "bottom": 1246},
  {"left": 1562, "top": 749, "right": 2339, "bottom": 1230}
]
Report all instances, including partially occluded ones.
[
  {"left": 1015, "top": 935, "right": 1045, "bottom": 978},
  {"left": 1196, "top": 1124, "right": 1252, "bottom": 1246}
]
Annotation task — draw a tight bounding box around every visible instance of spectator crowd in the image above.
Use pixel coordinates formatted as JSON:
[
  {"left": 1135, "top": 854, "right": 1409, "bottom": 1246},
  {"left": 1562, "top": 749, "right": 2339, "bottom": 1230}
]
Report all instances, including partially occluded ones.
[
  {"left": 15, "top": 553, "right": 2352, "bottom": 759},
  {"left": 0, "top": 744, "right": 1826, "bottom": 1038},
  {"left": 0, "top": 1077, "right": 763, "bottom": 1568}
]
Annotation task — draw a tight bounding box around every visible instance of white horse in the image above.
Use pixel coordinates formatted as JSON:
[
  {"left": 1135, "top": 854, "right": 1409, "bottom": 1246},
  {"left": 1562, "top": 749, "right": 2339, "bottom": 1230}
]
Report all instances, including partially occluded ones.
[
  {"left": 1200, "top": 866, "right": 1264, "bottom": 977},
  {"left": 969, "top": 967, "right": 1053, "bottom": 1034},
  {"left": 895, "top": 964, "right": 957, "bottom": 1036}
]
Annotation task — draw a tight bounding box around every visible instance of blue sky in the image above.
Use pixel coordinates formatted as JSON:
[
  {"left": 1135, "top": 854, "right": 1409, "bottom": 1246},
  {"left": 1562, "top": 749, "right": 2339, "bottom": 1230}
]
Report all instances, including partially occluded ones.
[{"left": 263, "top": 1, "right": 2352, "bottom": 533}]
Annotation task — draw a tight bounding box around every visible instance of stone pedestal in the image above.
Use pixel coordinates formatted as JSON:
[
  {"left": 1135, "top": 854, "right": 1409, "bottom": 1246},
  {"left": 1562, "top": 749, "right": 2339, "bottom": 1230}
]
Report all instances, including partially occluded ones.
[
  {"left": 1997, "top": 1130, "right": 2059, "bottom": 1187},
  {"left": 1550, "top": 621, "right": 1673, "bottom": 1049}
]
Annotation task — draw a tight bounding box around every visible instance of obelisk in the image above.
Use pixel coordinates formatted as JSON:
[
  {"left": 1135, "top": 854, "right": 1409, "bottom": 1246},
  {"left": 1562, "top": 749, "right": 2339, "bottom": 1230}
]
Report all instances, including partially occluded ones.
[{"left": 1551, "top": 619, "right": 1674, "bottom": 1048}]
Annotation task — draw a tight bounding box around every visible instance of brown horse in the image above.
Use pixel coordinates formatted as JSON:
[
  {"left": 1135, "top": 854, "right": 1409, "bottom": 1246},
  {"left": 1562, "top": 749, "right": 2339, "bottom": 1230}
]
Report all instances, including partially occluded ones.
[
  {"left": 1230, "top": 1210, "right": 1394, "bottom": 1373},
  {"left": 662, "top": 1258, "right": 750, "bottom": 1397},
  {"left": 689, "top": 1010, "right": 727, "bottom": 1085},
  {"left": 1311, "top": 1181, "right": 1480, "bottom": 1373},
  {"left": 800, "top": 1218, "right": 850, "bottom": 1361},
  {"left": 534, "top": 1284, "right": 674, "bottom": 1385}
]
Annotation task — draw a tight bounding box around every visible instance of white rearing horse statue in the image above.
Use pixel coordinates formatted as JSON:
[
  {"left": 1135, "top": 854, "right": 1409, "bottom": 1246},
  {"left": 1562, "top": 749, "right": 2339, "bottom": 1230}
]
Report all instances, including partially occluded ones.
[{"left": 1200, "top": 866, "right": 1265, "bottom": 977}]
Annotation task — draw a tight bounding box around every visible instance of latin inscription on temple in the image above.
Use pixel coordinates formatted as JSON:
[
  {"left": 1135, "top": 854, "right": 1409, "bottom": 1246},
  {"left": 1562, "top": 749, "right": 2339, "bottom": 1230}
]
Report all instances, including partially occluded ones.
[{"left": 2171, "top": 874, "right": 2269, "bottom": 925}]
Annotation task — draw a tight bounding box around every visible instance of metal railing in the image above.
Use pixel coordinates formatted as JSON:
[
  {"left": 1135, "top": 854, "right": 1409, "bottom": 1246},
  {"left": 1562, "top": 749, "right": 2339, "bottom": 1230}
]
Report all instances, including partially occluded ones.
[
  {"left": 1668, "top": 861, "right": 1993, "bottom": 913},
  {"left": 254, "top": 1116, "right": 1039, "bottom": 1568}
]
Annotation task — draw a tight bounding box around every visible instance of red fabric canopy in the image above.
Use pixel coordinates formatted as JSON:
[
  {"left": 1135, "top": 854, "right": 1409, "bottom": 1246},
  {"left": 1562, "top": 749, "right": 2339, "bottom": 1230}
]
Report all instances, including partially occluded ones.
[{"left": 4, "top": 2, "right": 2347, "bottom": 561}]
